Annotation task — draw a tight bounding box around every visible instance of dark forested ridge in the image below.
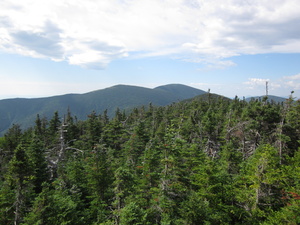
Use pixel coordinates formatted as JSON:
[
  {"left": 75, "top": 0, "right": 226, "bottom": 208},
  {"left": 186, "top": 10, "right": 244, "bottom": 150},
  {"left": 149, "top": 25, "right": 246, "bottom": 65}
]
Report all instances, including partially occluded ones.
[
  {"left": 0, "top": 84, "right": 206, "bottom": 136},
  {"left": 0, "top": 92, "right": 299, "bottom": 224}
]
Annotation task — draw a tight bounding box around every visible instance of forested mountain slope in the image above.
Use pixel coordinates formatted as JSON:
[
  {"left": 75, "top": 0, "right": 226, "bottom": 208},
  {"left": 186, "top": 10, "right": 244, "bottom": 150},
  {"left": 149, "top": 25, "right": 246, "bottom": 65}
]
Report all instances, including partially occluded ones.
[
  {"left": 245, "top": 95, "right": 287, "bottom": 103},
  {"left": 0, "top": 84, "right": 205, "bottom": 136},
  {"left": 0, "top": 93, "right": 299, "bottom": 224},
  {"left": 154, "top": 84, "right": 206, "bottom": 99}
]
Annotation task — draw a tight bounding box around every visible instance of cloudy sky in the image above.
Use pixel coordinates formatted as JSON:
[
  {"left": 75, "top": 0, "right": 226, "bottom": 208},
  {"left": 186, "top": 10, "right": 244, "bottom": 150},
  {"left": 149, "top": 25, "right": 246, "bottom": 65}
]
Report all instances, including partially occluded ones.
[{"left": 0, "top": 0, "right": 300, "bottom": 99}]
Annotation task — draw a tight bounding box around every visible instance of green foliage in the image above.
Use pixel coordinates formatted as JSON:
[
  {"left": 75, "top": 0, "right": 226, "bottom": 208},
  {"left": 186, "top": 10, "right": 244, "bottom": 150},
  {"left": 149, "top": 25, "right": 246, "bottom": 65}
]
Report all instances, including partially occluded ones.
[
  {"left": 0, "top": 93, "right": 299, "bottom": 224},
  {"left": 0, "top": 183, "right": 15, "bottom": 224},
  {"left": 23, "top": 183, "right": 82, "bottom": 225},
  {"left": 4, "top": 124, "right": 22, "bottom": 156},
  {"left": 6, "top": 143, "right": 35, "bottom": 224},
  {"left": 119, "top": 202, "right": 145, "bottom": 225}
]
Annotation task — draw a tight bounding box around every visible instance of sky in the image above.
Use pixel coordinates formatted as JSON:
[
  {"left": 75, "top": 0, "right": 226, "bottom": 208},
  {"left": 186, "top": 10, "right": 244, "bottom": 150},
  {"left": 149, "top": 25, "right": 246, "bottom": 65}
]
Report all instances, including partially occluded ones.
[{"left": 0, "top": 0, "right": 300, "bottom": 100}]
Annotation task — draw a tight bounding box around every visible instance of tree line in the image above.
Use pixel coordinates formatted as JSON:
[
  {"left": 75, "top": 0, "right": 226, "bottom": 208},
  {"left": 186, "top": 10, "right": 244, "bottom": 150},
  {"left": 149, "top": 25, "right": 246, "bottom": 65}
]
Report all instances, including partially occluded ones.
[{"left": 0, "top": 94, "right": 299, "bottom": 224}]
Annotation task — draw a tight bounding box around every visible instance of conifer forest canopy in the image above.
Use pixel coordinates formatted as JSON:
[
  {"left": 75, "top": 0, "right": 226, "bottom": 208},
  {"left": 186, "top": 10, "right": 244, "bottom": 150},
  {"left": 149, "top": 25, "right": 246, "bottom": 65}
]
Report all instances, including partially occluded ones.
[{"left": 0, "top": 94, "right": 300, "bottom": 224}]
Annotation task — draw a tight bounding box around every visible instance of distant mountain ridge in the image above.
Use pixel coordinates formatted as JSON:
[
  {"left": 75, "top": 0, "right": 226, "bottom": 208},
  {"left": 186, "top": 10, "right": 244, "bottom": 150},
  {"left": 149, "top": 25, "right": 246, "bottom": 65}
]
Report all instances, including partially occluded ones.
[
  {"left": 0, "top": 84, "right": 206, "bottom": 136},
  {"left": 245, "top": 95, "right": 287, "bottom": 103},
  {"left": 0, "top": 84, "right": 289, "bottom": 136}
]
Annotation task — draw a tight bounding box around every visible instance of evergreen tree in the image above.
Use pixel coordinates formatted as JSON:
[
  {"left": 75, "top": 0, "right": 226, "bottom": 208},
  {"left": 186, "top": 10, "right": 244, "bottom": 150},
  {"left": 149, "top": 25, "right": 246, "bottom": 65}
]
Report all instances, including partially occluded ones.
[
  {"left": 6, "top": 143, "right": 33, "bottom": 224},
  {"left": 234, "top": 144, "right": 282, "bottom": 223},
  {"left": 84, "top": 144, "right": 113, "bottom": 223},
  {"left": 27, "top": 137, "right": 48, "bottom": 194},
  {"left": 23, "top": 182, "right": 83, "bottom": 225},
  {"left": 3, "top": 124, "right": 23, "bottom": 160}
]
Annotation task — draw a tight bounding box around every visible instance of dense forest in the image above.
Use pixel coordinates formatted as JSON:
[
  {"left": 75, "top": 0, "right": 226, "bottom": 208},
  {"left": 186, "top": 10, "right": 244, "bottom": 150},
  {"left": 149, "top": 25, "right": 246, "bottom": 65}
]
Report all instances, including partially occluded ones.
[{"left": 0, "top": 93, "right": 299, "bottom": 224}]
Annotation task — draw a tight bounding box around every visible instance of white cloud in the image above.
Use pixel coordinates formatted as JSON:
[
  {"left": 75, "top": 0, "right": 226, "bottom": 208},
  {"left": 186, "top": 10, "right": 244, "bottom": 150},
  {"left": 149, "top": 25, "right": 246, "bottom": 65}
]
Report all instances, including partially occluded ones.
[
  {"left": 282, "top": 73, "right": 300, "bottom": 90},
  {"left": 284, "top": 73, "right": 300, "bottom": 80},
  {"left": 0, "top": 0, "right": 300, "bottom": 69},
  {"left": 284, "top": 81, "right": 300, "bottom": 90},
  {"left": 240, "top": 76, "right": 299, "bottom": 97},
  {"left": 244, "top": 78, "right": 270, "bottom": 86},
  {"left": 244, "top": 78, "right": 275, "bottom": 95}
]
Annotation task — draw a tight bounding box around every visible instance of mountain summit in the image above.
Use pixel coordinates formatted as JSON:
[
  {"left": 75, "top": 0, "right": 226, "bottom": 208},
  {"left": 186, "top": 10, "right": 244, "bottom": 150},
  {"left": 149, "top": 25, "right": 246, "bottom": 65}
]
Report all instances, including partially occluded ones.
[{"left": 0, "top": 84, "right": 206, "bottom": 135}]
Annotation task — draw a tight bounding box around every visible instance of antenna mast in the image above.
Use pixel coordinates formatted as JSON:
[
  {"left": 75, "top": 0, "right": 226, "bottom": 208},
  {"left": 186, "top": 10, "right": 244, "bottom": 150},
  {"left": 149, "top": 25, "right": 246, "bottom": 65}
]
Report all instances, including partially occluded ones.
[{"left": 266, "top": 81, "right": 269, "bottom": 97}]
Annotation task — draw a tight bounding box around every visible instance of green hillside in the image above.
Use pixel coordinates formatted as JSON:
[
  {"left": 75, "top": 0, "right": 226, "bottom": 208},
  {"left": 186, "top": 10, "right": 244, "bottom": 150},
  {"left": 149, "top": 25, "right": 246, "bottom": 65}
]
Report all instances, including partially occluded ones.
[
  {"left": 0, "top": 84, "right": 205, "bottom": 136},
  {"left": 154, "top": 83, "right": 206, "bottom": 99}
]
